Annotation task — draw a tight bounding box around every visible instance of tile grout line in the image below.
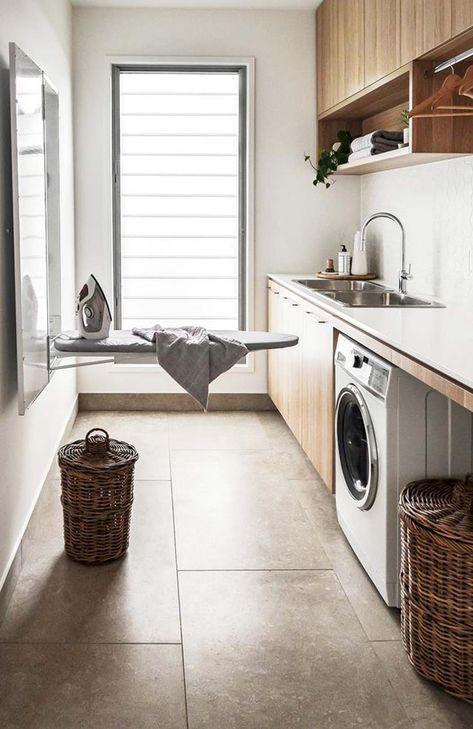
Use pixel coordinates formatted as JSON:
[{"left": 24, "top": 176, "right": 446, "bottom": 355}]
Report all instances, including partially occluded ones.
[
  {"left": 177, "top": 568, "right": 335, "bottom": 572},
  {"left": 0, "top": 641, "right": 184, "bottom": 646},
  {"left": 168, "top": 440, "right": 191, "bottom": 729}
]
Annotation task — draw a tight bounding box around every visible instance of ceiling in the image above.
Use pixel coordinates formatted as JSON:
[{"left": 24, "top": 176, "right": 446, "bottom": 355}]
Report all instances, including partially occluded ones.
[{"left": 71, "top": 0, "right": 323, "bottom": 8}]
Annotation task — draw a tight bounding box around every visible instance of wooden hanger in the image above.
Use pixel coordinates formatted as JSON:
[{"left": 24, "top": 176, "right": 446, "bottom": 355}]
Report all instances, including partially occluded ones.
[
  {"left": 409, "top": 72, "right": 464, "bottom": 118},
  {"left": 435, "top": 65, "right": 473, "bottom": 111},
  {"left": 458, "top": 64, "right": 473, "bottom": 100}
]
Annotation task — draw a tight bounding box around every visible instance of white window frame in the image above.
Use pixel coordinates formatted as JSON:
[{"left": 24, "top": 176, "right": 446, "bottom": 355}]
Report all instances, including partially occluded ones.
[{"left": 110, "top": 57, "right": 254, "bottom": 348}]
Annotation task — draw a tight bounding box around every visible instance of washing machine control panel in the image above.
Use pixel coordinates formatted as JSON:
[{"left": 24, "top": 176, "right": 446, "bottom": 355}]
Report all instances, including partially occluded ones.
[{"left": 335, "top": 336, "right": 392, "bottom": 398}]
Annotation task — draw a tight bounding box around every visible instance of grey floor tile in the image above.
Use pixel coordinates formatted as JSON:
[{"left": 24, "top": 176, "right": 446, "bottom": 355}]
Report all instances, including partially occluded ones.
[
  {"left": 373, "top": 641, "right": 473, "bottom": 729},
  {"left": 168, "top": 412, "right": 270, "bottom": 451},
  {"left": 171, "top": 450, "right": 330, "bottom": 570},
  {"left": 0, "top": 643, "right": 186, "bottom": 729},
  {"left": 71, "top": 411, "right": 170, "bottom": 480},
  {"left": 295, "top": 479, "right": 401, "bottom": 641},
  {"left": 0, "top": 481, "right": 180, "bottom": 643},
  {"left": 179, "top": 570, "right": 407, "bottom": 729}
]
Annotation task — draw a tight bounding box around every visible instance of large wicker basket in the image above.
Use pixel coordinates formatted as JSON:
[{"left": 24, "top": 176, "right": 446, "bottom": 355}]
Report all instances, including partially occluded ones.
[
  {"left": 58, "top": 428, "right": 139, "bottom": 564},
  {"left": 399, "top": 475, "right": 473, "bottom": 703}
]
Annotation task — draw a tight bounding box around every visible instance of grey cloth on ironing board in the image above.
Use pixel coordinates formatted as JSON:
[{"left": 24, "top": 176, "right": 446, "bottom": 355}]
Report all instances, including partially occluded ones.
[{"left": 132, "top": 325, "right": 248, "bottom": 409}]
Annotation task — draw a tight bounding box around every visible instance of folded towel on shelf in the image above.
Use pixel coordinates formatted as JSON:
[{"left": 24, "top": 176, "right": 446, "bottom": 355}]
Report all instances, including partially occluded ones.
[
  {"left": 348, "top": 141, "right": 403, "bottom": 162},
  {"left": 131, "top": 325, "right": 248, "bottom": 409},
  {"left": 348, "top": 146, "right": 398, "bottom": 162},
  {"left": 350, "top": 130, "right": 404, "bottom": 154}
]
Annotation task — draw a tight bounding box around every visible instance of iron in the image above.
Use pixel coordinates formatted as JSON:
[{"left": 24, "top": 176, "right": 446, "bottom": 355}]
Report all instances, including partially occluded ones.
[{"left": 76, "top": 274, "right": 112, "bottom": 339}]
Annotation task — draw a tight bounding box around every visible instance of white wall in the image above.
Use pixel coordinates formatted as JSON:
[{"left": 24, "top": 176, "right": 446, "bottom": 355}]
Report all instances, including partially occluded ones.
[
  {"left": 360, "top": 158, "right": 473, "bottom": 307},
  {"left": 72, "top": 7, "right": 360, "bottom": 394},
  {"left": 0, "top": 0, "right": 76, "bottom": 590}
]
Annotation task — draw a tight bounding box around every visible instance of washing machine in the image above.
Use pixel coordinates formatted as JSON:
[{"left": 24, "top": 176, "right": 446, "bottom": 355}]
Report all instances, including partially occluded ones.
[{"left": 334, "top": 334, "right": 472, "bottom": 608}]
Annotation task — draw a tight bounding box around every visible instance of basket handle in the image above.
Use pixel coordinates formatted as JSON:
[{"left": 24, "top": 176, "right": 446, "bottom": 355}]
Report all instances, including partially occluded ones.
[{"left": 85, "top": 428, "right": 110, "bottom": 455}]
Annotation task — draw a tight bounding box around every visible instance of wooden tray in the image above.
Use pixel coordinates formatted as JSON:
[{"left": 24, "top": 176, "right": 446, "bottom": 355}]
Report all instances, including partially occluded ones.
[{"left": 316, "top": 271, "right": 377, "bottom": 280}]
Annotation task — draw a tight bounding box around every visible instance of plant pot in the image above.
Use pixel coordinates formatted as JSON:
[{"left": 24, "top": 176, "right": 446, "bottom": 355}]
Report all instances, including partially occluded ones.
[{"left": 403, "top": 127, "right": 410, "bottom": 146}]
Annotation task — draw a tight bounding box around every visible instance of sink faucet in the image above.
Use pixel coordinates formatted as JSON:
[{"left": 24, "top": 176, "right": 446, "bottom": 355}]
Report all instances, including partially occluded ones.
[{"left": 360, "top": 212, "right": 412, "bottom": 295}]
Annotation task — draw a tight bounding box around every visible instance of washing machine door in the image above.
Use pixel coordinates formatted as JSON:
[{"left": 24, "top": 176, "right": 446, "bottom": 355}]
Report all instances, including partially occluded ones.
[{"left": 336, "top": 383, "right": 378, "bottom": 510}]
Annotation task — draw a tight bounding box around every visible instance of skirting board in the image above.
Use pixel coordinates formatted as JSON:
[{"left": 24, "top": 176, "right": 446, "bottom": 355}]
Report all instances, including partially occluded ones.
[
  {"left": 79, "top": 393, "right": 275, "bottom": 412},
  {"left": 0, "top": 395, "right": 79, "bottom": 624}
]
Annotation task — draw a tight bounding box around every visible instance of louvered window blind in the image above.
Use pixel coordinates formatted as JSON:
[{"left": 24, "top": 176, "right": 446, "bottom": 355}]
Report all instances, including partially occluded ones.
[{"left": 112, "top": 66, "right": 247, "bottom": 331}]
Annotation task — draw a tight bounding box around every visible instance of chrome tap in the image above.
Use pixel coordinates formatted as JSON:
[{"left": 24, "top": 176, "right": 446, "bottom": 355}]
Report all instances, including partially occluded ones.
[{"left": 360, "top": 212, "right": 412, "bottom": 295}]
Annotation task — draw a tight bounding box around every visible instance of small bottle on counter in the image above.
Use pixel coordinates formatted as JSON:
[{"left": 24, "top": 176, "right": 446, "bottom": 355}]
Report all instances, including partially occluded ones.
[
  {"left": 325, "top": 258, "right": 335, "bottom": 273},
  {"left": 338, "top": 245, "right": 352, "bottom": 275}
]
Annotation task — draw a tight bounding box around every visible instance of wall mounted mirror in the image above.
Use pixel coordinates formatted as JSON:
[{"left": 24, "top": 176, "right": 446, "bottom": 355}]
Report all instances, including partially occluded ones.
[{"left": 9, "top": 43, "right": 61, "bottom": 415}]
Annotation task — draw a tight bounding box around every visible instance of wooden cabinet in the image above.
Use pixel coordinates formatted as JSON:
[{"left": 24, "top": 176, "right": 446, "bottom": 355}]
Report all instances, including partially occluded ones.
[
  {"left": 338, "top": 0, "right": 365, "bottom": 101},
  {"left": 423, "top": 0, "right": 452, "bottom": 52},
  {"left": 267, "top": 284, "right": 284, "bottom": 413},
  {"left": 364, "top": 0, "right": 401, "bottom": 87},
  {"left": 317, "top": 0, "right": 379, "bottom": 112},
  {"left": 400, "top": 0, "right": 424, "bottom": 64},
  {"left": 316, "top": 0, "right": 339, "bottom": 113},
  {"left": 400, "top": 0, "right": 452, "bottom": 65},
  {"left": 452, "top": 0, "right": 473, "bottom": 36},
  {"left": 267, "top": 283, "right": 335, "bottom": 491},
  {"left": 300, "top": 307, "right": 334, "bottom": 491},
  {"left": 317, "top": 0, "right": 473, "bottom": 116}
]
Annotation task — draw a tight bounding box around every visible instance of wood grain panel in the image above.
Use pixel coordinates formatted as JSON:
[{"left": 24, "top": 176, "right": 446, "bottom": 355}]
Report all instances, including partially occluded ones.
[
  {"left": 361, "top": 101, "right": 408, "bottom": 134},
  {"left": 452, "top": 0, "right": 473, "bottom": 36},
  {"left": 364, "top": 0, "right": 401, "bottom": 87},
  {"left": 338, "top": 0, "right": 365, "bottom": 100},
  {"left": 316, "top": 0, "right": 339, "bottom": 112},
  {"left": 423, "top": 0, "right": 452, "bottom": 52},
  {"left": 301, "top": 306, "right": 335, "bottom": 491},
  {"left": 400, "top": 0, "right": 424, "bottom": 64}
]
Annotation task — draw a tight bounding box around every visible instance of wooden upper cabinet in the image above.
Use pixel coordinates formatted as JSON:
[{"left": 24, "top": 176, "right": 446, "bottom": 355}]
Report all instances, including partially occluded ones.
[
  {"left": 452, "top": 0, "right": 473, "bottom": 36},
  {"left": 400, "top": 0, "right": 424, "bottom": 64},
  {"left": 338, "top": 0, "right": 365, "bottom": 101},
  {"left": 400, "top": 0, "right": 452, "bottom": 64},
  {"left": 317, "top": 0, "right": 365, "bottom": 113},
  {"left": 423, "top": 0, "right": 452, "bottom": 52},
  {"left": 364, "top": 0, "right": 401, "bottom": 87},
  {"left": 316, "top": 0, "right": 339, "bottom": 113}
]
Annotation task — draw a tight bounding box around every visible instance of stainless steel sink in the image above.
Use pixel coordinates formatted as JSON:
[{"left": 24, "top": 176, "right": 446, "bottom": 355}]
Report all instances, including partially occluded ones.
[
  {"left": 318, "top": 291, "right": 444, "bottom": 308},
  {"left": 294, "top": 279, "right": 390, "bottom": 292}
]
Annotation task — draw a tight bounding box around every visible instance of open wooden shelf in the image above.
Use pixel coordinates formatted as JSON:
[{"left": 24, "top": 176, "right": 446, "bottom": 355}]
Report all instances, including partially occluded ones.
[
  {"left": 335, "top": 148, "right": 468, "bottom": 175},
  {"left": 317, "top": 28, "right": 473, "bottom": 177}
]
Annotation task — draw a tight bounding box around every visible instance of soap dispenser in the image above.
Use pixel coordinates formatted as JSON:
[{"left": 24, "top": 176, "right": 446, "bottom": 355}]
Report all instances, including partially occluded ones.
[{"left": 338, "top": 245, "right": 351, "bottom": 275}]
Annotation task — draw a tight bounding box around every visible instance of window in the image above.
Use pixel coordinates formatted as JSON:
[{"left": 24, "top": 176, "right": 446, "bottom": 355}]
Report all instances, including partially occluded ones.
[{"left": 112, "top": 65, "right": 248, "bottom": 331}]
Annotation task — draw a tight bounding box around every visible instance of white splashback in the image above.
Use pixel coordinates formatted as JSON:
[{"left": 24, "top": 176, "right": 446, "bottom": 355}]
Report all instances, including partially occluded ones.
[{"left": 360, "top": 156, "right": 473, "bottom": 307}]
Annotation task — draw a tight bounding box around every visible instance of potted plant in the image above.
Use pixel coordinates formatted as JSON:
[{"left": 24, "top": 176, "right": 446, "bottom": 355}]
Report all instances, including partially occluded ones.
[{"left": 305, "top": 130, "right": 352, "bottom": 189}]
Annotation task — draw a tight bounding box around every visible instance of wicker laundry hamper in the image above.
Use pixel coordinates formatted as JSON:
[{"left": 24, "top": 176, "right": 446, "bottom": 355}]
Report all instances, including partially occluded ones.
[
  {"left": 58, "top": 428, "right": 139, "bottom": 564},
  {"left": 399, "top": 475, "right": 473, "bottom": 703}
]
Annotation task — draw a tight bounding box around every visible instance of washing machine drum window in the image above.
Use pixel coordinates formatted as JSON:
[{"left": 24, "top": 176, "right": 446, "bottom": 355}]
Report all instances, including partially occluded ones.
[{"left": 336, "top": 384, "right": 378, "bottom": 510}]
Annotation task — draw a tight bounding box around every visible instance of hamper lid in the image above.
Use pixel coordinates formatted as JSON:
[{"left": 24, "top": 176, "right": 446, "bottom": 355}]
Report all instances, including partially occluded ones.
[
  {"left": 400, "top": 475, "right": 473, "bottom": 544},
  {"left": 58, "top": 428, "right": 139, "bottom": 471}
]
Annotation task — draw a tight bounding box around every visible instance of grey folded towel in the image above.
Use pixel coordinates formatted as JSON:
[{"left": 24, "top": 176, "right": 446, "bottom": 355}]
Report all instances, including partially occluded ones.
[
  {"left": 132, "top": 325, "right": 248, "bottom": 409},
  {"left": 350, "top": 130, "right": 404, "bottom": 154}
]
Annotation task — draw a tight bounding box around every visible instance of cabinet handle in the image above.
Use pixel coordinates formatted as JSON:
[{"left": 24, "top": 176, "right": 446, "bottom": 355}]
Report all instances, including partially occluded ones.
[{"left": 291, "top": 303, "right": 299, "bottom": 307}]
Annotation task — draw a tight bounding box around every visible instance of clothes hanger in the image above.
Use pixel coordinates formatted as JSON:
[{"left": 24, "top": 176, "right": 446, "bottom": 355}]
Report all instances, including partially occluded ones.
[
  {"left": 434, "top": 65, "right": 473, "bottom": 110},
  {"left": 409, "top": 70, "right": 464, "bottom": 119},
  {"left": 458, "top": 64, "right": 473, "bottom": 100},
  {"left": 409, "top": 67, "right": 473, "bottom": 118}
]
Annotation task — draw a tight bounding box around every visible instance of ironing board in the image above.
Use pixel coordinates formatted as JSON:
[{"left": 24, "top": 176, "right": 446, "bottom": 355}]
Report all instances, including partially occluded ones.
[{"left": 51, "top": 329, "right": 298, "bottom": 369}]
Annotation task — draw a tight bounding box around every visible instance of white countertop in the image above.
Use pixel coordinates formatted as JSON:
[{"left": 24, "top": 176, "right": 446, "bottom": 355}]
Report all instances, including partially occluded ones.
[{"left": 268, "top": 274, "right": 473, "bottom": 391}]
